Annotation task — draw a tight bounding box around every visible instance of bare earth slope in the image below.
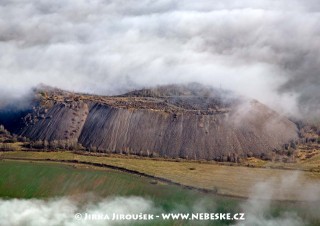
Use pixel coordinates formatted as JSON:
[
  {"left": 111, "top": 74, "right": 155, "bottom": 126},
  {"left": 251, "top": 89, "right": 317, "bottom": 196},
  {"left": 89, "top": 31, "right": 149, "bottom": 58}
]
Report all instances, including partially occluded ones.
[{"left": 1, "top": 84, "right": 298, "bottom": 161}]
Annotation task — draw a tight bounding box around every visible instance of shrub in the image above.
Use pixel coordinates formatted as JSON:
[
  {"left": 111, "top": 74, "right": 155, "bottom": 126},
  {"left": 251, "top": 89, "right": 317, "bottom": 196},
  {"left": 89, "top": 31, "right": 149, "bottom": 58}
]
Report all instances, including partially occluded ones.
[
  {"left": 290, "top": 141, "right": 297, "bottom": 149},
  {"left": 49, "top": 140, "right": 59, "bottom": 149},
  {"left": 3, "top": 137, "right": 17, "bottom": 143},
  {"left": 0, "top": 125, "right": 9, "bottom": 135},
  {"left": 0, "top": 143, "right": 19, "bottom": 151},
  {"left": 30, "top": 140, "right": 47, "bottom": 149},
  {"left": 17, "top": 136, "right": 28, "bottom": 142}
]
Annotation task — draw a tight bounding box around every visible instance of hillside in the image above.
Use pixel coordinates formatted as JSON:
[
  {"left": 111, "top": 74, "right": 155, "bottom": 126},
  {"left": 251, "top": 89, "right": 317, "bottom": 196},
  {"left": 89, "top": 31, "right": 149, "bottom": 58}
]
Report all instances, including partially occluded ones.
[{"left": 0, "top": 84, "right": 299, "bottom": 161}]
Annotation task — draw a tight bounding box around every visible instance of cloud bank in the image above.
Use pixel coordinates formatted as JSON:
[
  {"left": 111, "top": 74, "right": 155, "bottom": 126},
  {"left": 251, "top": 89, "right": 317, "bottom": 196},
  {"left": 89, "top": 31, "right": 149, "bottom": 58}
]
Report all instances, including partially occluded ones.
[
  {"left": 0, "top": 196, "right": 156, "bottom": 226},
  {"left": 235, "top": 171, "right": 320, "bottom": 226},
  {"left": 0, "top": 0, "right": 319, "bottom": 118}
]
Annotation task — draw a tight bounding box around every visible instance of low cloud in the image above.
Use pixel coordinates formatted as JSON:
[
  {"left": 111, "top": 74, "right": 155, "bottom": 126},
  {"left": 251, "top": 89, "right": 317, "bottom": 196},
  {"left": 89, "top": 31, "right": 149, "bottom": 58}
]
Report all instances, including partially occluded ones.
[
  {"left": 0, "top": 196, "right": 156, "bottom": 226},
  {"left": 235, "top": 171, "right": 320, "bottom": 226},
  {"left": 0, "top": 0, "right": 319, "bottom": 118}
]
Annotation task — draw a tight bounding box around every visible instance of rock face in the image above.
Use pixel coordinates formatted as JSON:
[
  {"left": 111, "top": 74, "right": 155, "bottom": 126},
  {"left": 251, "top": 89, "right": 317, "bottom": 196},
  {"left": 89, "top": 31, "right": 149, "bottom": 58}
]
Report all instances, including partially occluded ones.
[
  {"left": 0, "top": 84, "right": 298, "bottom": 160},
  {"left": 20, "top": 102, "right": 89, "bottom": 142}
]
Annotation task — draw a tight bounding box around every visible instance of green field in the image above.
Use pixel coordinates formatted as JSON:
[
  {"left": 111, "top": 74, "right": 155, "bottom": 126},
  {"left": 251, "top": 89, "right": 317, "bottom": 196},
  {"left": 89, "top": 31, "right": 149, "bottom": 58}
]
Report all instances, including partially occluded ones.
[
  {"left": 1, "top": 151, "right": 320, "bottom": 200},
  {"left": 0, "top": 160, "right": 319, "bottom": 226},
  {"left": 0, "top": 160, "right": 222, "bottom": 206},
  {"left": 0, "top": 160, "right": 238, "bottom": 226}
]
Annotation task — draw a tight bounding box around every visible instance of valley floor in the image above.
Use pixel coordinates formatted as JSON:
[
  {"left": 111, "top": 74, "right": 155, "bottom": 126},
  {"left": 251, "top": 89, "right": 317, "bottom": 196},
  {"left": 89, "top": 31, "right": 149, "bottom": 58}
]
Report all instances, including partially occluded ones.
[{"left": 1, "top": 150, "right": 319, "bottom": 201}]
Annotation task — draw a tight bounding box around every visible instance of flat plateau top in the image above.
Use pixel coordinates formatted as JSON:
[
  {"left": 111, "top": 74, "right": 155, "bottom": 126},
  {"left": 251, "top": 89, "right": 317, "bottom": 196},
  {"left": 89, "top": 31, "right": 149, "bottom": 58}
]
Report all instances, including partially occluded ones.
[{"left": 37, "top": 84, "right": 241, "bottom": 115}]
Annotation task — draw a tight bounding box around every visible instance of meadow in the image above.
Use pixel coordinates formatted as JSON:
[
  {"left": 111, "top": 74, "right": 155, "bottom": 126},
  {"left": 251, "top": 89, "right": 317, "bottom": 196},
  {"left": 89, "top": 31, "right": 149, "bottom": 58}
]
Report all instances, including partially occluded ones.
[
  {"left": 0, "top": 160, "right": 320, "bottom": 226},
  {"left": 1, "top": 151, "right": 319, "bottom": 200}
]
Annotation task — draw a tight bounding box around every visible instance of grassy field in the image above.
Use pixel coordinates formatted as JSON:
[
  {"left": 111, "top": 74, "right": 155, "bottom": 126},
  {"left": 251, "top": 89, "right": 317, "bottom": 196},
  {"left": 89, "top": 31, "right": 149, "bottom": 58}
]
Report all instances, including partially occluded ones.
[
  {"left": 0, "top": 160, "right": 319, "bottom": 226},
  {"left": 0, "top": 160, "right": 240, "bottom": 226},
  {"left": 1, "top": 151, "right": 319, "bottom": 201},
  {"left": 0, "top": 160, "right": 220, "bottom": 206}
]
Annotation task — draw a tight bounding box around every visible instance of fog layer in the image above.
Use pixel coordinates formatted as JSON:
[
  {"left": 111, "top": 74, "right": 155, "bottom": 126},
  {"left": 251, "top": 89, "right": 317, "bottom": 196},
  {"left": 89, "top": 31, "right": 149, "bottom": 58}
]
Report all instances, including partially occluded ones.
[{"left": 0, "top": 0, "right": 319, "bottom": 118}]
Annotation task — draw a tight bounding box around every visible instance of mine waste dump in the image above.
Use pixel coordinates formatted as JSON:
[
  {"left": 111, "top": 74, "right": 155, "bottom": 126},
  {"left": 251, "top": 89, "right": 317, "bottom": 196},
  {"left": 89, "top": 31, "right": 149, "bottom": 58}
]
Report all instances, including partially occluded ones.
[{"left": 0, "top": 83, "right": 298, "bottom": 161}]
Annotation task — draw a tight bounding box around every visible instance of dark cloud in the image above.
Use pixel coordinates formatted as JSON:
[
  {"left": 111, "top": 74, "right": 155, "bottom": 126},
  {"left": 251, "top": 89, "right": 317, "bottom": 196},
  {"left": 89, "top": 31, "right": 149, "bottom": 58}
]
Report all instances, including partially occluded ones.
[{"left": 0, "top": 0, "right": 319, "bottom": 118}]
